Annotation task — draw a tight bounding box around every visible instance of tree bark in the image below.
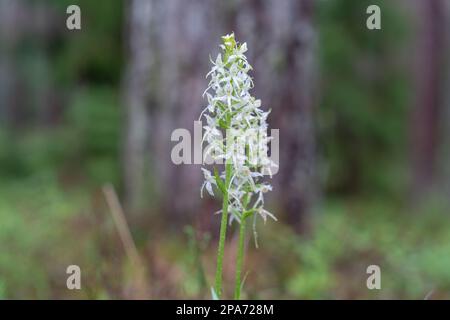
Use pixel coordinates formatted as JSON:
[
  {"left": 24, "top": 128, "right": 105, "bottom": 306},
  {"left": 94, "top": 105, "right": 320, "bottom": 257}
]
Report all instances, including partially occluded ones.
[
  {"left": 122, "top": 0, "right": 318, "bottom": 232},
  {"left": 411, "top": 0, "right": 445, "bottom": 197},
  {"left": 235, "top": 0, "right": 318, "bottom": 232},
  {"left": 123, "top": 0, "right": 154, "bottom": 211},
  {"left": 155, "top": 0, "right": 218, "bottom": 225}
]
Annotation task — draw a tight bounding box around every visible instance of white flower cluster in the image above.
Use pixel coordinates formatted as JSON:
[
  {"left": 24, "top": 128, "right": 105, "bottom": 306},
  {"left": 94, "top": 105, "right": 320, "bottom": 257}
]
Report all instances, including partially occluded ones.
[{"left": 200, "top": 33, "right": 277, "bottom": 237}]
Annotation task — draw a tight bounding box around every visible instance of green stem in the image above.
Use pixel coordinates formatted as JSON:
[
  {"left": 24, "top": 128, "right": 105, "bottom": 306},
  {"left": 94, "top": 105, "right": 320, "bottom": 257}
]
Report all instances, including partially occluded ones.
[
  {"left": 234, "top": 216, "right": 246, "bottom": 300},
  {"left": 215, "top": 163, "right": 232, "bottom": 298}
]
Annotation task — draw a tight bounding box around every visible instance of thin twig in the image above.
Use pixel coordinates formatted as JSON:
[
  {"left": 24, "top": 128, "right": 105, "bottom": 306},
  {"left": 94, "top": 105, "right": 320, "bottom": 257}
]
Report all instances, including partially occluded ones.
[
  {"left": 102, "top": 184, "right": 141, "bottom": 267},
  {"left": 424, "top": 289, "right": 434, "bottom": 300},
  {"left": 102, "top": 183, "right": 149, "bottom": 298}
]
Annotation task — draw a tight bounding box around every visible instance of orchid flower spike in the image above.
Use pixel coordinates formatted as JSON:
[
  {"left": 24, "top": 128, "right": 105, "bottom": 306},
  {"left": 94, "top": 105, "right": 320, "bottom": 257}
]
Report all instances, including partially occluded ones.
[{"left": 200, "top": 33, "right": 277, "bottom": 244}]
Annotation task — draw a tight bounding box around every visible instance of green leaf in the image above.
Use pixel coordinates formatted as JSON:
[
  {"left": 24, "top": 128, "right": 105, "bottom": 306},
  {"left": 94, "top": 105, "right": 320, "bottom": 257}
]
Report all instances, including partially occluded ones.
[
  {"left": 243, "top": 209, "right": 256, "bottom": 219},
  {"left": 214, "top": 167, "right": 226, "bottom": 195},
  {"left": 218, "top": 118, "right": 228, "bottom": 129},
  {"left": 225, "top": 112, "right": 231, "bottom": 127}
]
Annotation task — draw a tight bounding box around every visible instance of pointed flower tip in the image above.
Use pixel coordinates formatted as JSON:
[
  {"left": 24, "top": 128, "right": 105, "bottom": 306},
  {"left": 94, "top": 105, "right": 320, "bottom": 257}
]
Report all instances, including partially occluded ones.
[
  {"left": 221, "top": 32, "right": 237, "bottom": 50},
  {"left": 221, "top": 32, "right": 235, "bottom": 41}
]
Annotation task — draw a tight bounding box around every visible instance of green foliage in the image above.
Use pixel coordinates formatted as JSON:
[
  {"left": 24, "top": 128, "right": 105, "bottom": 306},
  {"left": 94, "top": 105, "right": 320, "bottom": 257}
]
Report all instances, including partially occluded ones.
[
  {"left": 0, "top": 130, "right": 66, "bottom": 179},
  {"left": 282, "top": 201, "right": 450, "bottom": 299},
  {"left": 317, "top": 0, "right": 411, "bottom": 196},
  {"left": 64, "top": 88, "right": 122, "bottom": 185},
  {"left": 182, "top": 226, "right": 210, "bottom": 297},
  {"left": 0, "top": 174, "right": 86, "bottom": 298},
  {"left": 52, "top": 0, "right": 124, "bottom": 85},
  {"left": 0, "top": 1, "right": 124, "bottom": 298},
  {"left": 0, "top": 88, "right": 121, "bottom": 187}
]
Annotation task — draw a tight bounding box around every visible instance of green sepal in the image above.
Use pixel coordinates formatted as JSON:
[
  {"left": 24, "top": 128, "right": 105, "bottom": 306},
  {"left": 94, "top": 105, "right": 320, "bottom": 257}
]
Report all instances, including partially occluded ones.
[
  {"left": 218, "top": 118, "right": 228, "bottom": 129},
  {"left": 242, "top": 209, "right": 256, "bottom": 219},
  {"left": 214, "top": 167, "right": 226, "bottom": 195}
]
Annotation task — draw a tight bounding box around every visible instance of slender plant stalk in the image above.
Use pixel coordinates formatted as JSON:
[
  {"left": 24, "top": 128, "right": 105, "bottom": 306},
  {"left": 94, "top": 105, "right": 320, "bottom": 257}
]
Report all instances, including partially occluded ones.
[
  {"left": 234, "top": 215, "right": 247, "bottom": 299},
  {"left": 215, "top": 162, "right": 232, "bottom": 298}
]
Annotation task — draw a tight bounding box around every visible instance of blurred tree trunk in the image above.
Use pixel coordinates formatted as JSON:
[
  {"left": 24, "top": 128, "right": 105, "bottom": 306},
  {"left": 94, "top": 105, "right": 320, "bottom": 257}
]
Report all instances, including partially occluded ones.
[
  {"left": 440, "top": 1, "right": 450, "bottom": 200},
  {"left": 235, "top": 0, "right": 318, "bottom": 233},
  {"left": 0, "top": 0, "right": 60, "bottom": 129},
  {"left": 411, "top": 0, "right": 445, "bottom": 197},
  {"left": 122, "top": 0, "right": 318, "bottom": 232},
  {"left": 123, "top": 0, "right": 154, "bottom": 211},
  {"left": 0, "top": 0, "right": 22, "bottom": 128},
  {"left": 273, "top": 0, "right": 318, "bottom": 233},
  {"left": 153, "top": 0, "right": 217, "bottom": 226}
]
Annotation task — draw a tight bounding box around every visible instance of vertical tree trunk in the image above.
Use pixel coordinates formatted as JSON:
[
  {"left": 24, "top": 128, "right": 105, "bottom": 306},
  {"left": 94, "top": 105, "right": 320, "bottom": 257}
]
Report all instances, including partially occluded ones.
[
  {"left": 277, "top": 0, "right": 317, "bottom": 232},
  {"left": 141, "top": 0, "right": 221, "bottom": 228},
  {"left": 164, "top": 0, "right": 214, "bottom": 223},
  {"left": 0, "top": 0, "right": 60, "bottom": 129},
  {"left": 272, "top": 0, "right": 317, "bottom": 233},
  {"left": 123, "top": 0, "right": 318, "bottom": 232},
  {"left": 236, "top": 0, "right": 318, "bottom": 232},
  {"left": 0, "top": 0, "right": 22, "bottom": 128},
  {"left": 438, "top": 0, "right": 450, "bottom": 199},
  {"left": 123, "top": 0, "right": 154, "bottom": 211},
  {"left": 411, "top": 0, "right": 445, "bottom": 197}
]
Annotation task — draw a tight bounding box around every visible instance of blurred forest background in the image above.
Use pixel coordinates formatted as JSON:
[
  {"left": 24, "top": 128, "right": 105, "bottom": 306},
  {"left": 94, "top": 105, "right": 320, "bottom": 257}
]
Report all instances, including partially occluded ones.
[{"left": 0, "top": 0, "right": 450, "bottom": 299}]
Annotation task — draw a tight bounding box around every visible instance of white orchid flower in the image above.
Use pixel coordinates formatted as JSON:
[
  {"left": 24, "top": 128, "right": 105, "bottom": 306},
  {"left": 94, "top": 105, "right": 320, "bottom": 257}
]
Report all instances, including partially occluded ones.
[{"left": 200, "top": 32, "right": 276, "bottom": 248}]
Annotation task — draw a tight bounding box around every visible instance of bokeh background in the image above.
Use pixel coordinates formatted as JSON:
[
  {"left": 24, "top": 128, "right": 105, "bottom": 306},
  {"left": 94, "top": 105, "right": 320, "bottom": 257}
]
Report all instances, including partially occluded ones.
[{"left": 0, "top": 0, "right": 450, "bottom": 299}]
